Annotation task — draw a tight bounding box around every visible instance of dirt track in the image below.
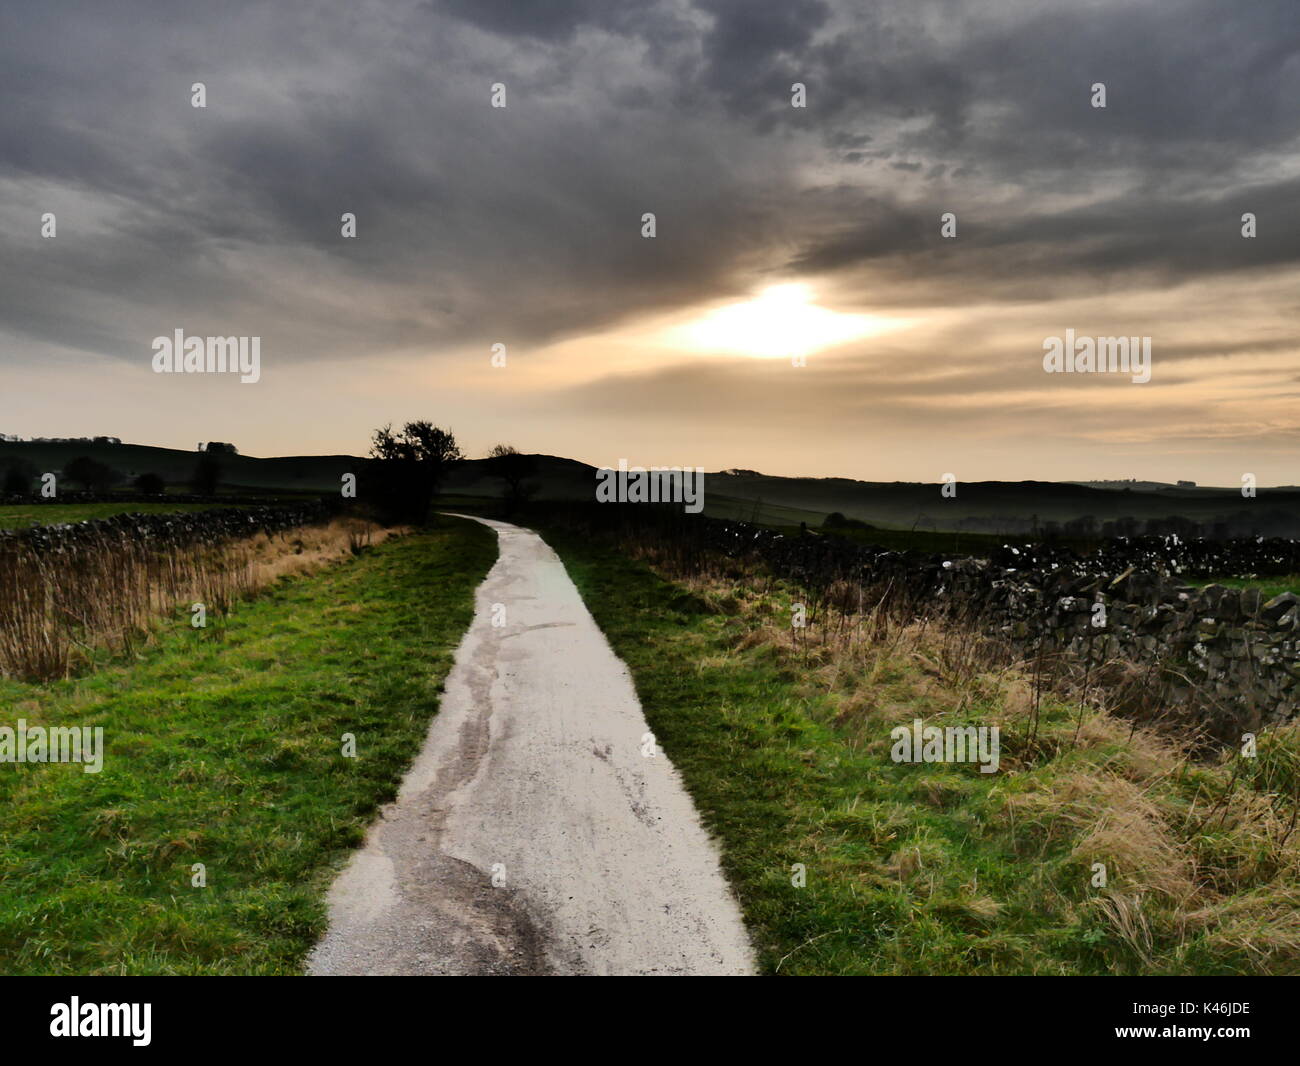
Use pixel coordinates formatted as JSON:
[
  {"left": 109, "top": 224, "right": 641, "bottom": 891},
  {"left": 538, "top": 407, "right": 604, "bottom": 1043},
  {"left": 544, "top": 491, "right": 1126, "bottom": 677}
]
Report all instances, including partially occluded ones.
[{"left": 307, "top": 515, "right": 755, "bottom": 976}]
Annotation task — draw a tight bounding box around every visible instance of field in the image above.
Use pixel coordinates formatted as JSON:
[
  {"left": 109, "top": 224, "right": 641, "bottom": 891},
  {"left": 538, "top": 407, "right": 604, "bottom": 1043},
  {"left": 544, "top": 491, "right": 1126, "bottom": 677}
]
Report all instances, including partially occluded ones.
[
  {"left": 5, "top": 484, "right": 1299, "bottom": 977},
  {"left": 1209, "top": 576, "right": 1300, "bottom": 599},
  {"left": 0, "top": 519, "right": 495, "bottom": 974},
  {"left": 450, "top": 454, "right": 1300, "bottom": 538},
  {"left": 542, "top": 524, "right": 1300, "bottom": 975},
  {"left": 703, "top": 474, "right": 1300, "bottom": 536},
  {"left": 0, "top": 502, "right": 227, "bottom": 530}
]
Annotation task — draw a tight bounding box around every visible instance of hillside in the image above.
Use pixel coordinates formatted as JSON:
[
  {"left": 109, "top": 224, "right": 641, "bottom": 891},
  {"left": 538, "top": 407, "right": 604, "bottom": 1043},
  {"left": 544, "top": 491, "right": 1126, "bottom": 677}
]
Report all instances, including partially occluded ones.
[
  {"left": 4, "top": 440, "right": 1297, "bottom": 537},
  {"left": 701, "top": 472, "right": 1300, "bottom": 535},
  {"left": 0, "top": 440, "right": 359, "bottom": 494}
]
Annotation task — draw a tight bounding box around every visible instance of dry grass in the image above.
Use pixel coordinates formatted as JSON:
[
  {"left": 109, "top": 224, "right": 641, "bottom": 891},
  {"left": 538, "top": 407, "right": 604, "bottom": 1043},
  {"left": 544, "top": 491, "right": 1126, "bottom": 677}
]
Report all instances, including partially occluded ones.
[
  {"left": 0, "top": 517, "right": 397, "bottom": 680},
  {"left": 649, "top": 550, "right": 1300, "bottom": 972}
]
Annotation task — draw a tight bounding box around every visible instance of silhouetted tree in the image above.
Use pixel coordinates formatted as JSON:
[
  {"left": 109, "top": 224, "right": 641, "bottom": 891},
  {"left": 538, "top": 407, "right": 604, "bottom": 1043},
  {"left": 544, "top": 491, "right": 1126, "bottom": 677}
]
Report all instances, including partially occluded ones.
[
  {"left": 191, "top": 453, "right": 223, "bottom": 495},
  {"left": 134, "top": 472, "right": 166, "bottom": 494},
  {"left": 364, "top": 421, "right": 463, "bottom": 524},
  {"left": 2, "top": 461, "right": 34, "bottom": 495},
  {"left": 62, "top": 456, "right": 118, "bottom": 492},
  {"left": 484, "top": 444, "right": 537, "bottom": 510}
]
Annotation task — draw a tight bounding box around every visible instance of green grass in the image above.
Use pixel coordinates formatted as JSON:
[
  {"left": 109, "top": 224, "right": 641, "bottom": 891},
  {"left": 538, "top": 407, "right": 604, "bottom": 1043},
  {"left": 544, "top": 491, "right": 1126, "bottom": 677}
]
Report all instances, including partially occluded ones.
[
  {"left": 819, "top": 518, "right": 1103, "bottom": 556},
  {"left": 0, "top": 502, "right": 230, "bottom": 530},
  {"left": 1204, "top": 576, "right": 1300, "bottom": 599},
  {"left": 541, "top": 527, "right": 1300, "bottom": 976},
  {"left": 0, "top": 517, "right": 496, "bottom": 974}
]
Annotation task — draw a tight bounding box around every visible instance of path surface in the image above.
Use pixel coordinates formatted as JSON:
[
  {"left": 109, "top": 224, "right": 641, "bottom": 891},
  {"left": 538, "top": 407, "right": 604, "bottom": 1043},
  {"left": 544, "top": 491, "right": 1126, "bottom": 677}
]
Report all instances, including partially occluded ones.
[{"left": 307, "top": 516, "right": 755, "bottom": 976}]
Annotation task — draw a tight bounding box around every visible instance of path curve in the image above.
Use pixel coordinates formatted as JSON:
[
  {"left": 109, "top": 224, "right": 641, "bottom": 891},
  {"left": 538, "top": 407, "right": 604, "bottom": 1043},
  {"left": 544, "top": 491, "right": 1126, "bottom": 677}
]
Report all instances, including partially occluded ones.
[{"left": 308, "top": 515, "right": 755, "bottom": 976}]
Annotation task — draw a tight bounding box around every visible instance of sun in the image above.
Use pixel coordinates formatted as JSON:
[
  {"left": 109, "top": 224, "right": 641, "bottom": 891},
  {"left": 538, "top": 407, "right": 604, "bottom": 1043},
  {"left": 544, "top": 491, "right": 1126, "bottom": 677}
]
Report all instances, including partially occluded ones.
[{"left": 667, "top": 283, "right": 905, "bottom": 360}]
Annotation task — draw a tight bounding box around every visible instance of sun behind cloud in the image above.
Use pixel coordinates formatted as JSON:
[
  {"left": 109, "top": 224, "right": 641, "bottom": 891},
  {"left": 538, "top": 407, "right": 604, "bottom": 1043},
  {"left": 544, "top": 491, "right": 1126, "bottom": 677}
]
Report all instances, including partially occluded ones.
[{"left": 662, "top": 283, "right": 911, "bottom": 360}]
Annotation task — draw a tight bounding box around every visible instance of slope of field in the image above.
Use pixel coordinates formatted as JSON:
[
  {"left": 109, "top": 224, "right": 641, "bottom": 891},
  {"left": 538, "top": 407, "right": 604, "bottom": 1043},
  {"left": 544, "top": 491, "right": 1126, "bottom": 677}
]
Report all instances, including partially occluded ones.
[
  {"left": 704, "top": 473, "right": 1300, "bottom": 534},
  {"left": 7, "top": 440, "right": 1297, "bottom": 536},
  {"left": 446, "top": 455, "right": 1300, "bottom": 535},
  {"left": 0, "top": 519, "right": 496, "bottom": 974},
  {"left": 442, "top": 453, "right": 598, "bottom": 500},
  {"left": 541, "top": 525, "right": 1300, "bottom": 976},
  {"left": 0, "top": 441, "right": 358, "bottom": 494}
]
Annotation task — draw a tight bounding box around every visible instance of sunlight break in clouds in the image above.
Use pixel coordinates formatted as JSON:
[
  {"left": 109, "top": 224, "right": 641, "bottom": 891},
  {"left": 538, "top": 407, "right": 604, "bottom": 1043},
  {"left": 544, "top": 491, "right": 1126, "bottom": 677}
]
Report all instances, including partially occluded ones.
[{"left": 662, "top": 284, "right": 913, "bottom": 361}]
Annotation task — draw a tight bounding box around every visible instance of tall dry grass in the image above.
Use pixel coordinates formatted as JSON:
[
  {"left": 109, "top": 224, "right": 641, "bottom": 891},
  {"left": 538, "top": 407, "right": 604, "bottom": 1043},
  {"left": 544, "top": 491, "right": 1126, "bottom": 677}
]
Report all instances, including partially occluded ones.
[
  {"left": 727, "top": 570, "right": 1300, "bottom": 965},
  {"left": 608, "top": 528, "right": 1300, "bottom": 969},
  {"left": 0, "top": 517, "right": 393, "bottom": 681}
]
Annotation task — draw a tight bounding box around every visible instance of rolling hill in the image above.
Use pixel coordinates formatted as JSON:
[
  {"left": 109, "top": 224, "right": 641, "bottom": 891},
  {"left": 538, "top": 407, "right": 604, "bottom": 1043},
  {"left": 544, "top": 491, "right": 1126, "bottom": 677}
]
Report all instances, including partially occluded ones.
[{"left": 3, "top": 440, "right": 1297, "bottom": 536}]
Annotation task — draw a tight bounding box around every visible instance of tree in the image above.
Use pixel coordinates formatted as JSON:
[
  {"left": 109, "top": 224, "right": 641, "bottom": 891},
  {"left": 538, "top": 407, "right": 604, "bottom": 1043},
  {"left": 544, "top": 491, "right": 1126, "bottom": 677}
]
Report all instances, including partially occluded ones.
[
  {"left": 62, "top": 456, "right": 118, "bottom": 492},
  {"left": 364, "top": 421, "right": 463, "bottom": 524},
  {"left": 134, "top": 472, "right": 166, "bottom": 494},
  {"left": 370, "top": 422, "right": 462, "bottom": 468},
  {"left": 483, "top": 444, "right": 537, "bottom": 510},
  {"left": 191, "top": 452, "right": 223, "bottom": 495}
]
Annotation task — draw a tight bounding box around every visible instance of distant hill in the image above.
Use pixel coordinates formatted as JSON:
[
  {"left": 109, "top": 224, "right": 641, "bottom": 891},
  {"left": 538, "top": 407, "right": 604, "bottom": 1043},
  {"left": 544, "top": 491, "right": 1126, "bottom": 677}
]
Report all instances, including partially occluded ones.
[
  {"left": 1067, "top": 480, "right": 1172, "bottom": 492},
  {"left": 700, "top": 471, "right": 1300, "bottom": 536},
  {"left": 450, "top": 460, "right": 1300, "bottom": 537},
  {"left": 4, "top": 440, "right": 1297, "bottom": 537},
  {"left": 0, "top": 440, "right": 359, "bottom": 494},
  {"left": 443, "top": 454, "right": 597, "bottom": 500}
]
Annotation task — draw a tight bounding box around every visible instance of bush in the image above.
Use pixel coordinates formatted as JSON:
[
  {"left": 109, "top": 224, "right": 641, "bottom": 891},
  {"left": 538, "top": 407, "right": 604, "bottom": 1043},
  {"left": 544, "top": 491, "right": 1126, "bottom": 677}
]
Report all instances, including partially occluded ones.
[
  {"left": 191, "top": 453, "right": 223, "bottom": 496},
  {"left": 1, "top": 462, "right": 34, "bottom": 495},
  {"left": 62, "top": 456, "right": 119, "bottom": 493}
]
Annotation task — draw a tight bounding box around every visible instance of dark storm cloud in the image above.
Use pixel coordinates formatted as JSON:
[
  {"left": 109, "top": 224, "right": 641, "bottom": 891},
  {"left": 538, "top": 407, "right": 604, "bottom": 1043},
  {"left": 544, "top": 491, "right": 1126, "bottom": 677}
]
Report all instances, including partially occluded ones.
[
  {"left": 0, "top": 0, "right": 1296, "bottom": 371},
  {"left": 693, "top": 0, "right": 833, "bottom": 126},
  {"left": 789, "top": 172, "right": 1300, "bottom": 304},
  {"left": 433, "top": 0, "right": 650, "bottom": 42}
]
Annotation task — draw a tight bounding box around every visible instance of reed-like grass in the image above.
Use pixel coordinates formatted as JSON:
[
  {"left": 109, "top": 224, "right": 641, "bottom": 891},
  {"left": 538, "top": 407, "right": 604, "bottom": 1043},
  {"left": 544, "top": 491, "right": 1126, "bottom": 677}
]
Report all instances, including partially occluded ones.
[{"left": 0, "top": 517, "right": 388, "bottom": 680}]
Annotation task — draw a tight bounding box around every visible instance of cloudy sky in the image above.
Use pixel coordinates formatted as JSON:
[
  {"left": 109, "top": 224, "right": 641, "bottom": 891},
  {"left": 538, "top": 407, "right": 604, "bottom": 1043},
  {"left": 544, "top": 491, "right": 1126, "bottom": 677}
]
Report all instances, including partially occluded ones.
[{"left": 2, "top": 0, "right": 1298, "bottom": 483}]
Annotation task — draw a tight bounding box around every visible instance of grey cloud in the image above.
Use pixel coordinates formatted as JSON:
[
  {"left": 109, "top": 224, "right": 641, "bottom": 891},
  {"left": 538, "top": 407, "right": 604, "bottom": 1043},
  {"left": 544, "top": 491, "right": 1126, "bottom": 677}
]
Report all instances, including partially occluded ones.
[{"left": 1, "top": 0, "right": 1296, "bottom": 374}]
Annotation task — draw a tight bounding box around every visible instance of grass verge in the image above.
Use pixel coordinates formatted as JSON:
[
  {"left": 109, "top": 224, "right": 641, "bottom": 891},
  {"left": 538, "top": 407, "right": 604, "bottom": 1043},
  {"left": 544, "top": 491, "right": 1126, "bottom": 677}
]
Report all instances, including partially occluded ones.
[
  {"left": 542, "top": 526, "right": 1300, "bottom": 976},
  {"left": 0, "top": 517, "right": 495, "bottom": 974},
  {"left": 0, "top": 503, "right": 227, "bottom": 530},
  {"left": 1206, "top": 576, "right": 1300, "bottom": 599}
]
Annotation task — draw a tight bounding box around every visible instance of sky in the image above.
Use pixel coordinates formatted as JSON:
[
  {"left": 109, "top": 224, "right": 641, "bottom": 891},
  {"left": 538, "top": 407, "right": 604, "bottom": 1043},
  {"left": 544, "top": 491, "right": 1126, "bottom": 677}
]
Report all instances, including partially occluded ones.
[{"left": 2, "top": 0, "right": 1298, "bottom": 484}]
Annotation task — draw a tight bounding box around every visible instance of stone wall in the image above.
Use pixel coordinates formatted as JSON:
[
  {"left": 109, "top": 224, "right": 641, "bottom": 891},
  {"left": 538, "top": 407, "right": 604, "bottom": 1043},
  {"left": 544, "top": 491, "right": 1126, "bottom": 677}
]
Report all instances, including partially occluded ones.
[
  {"left": 551, "top": 504, "right": 1300, "bottom": 735},
  {"left": 933, "top": 555, "right": 1299, "bottom": 735}
]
